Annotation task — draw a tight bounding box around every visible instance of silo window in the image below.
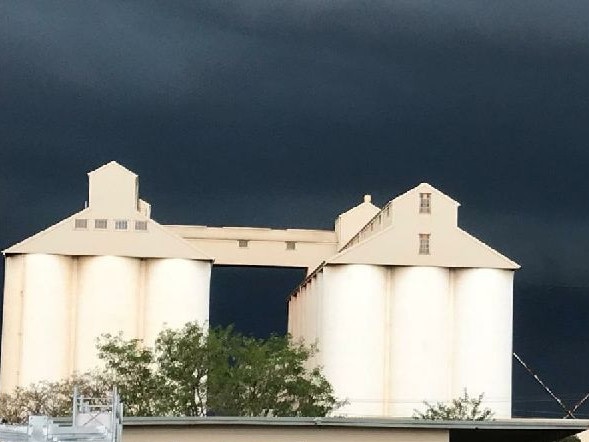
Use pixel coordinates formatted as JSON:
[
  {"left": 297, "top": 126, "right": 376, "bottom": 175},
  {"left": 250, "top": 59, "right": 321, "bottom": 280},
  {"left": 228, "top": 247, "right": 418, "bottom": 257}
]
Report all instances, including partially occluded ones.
[
  {"left": 135, "top": 220, "right": 148, "bottom": 231},
  {"left": 419, "top": 193, "right": 431, "bottom": 214},
  {"left": 238, "top": 240, "right": 249, "bottom": 248},
  {"left": 286, "top": 241, "right": 296, "bottom": 251},
  {"left": 419, "top": 234, "right": 430, "bottom": 255},
  {"left": 115, "top": 220, "right": 128, "bottom": 230},
  {"left": 95, "top": 219, "right": 108, "bottom": 229},
  {"left": 74, "top": 218, "right": 88, "bottom": 229}
]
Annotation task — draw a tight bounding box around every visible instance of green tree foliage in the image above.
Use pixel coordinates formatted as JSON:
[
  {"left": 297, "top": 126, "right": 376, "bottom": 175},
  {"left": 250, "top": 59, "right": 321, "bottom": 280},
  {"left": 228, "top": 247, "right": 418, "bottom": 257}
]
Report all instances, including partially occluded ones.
[
  {"left": 153, "top": 321, "right": 213, "bottom": 415},
  {"left": 413, "top": 390, "right": 494, "bottom": 421},
  {"left": 204, "top": 330, "right": 337, "bottom": 416},
  {"left": 100, "top": 322, "right": 339, "bottom": 417},
  {"left": 0, "top": 322, "right": 339, "bottom": 422},
  {"left": 97, "top": 334, "right": 161, "bottom": 416}
]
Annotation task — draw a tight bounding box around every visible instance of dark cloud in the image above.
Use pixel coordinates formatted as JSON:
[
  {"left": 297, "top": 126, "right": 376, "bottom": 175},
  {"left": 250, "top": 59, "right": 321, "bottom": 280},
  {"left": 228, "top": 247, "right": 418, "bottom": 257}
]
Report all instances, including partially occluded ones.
[{"left": 0, "top": 0, "right": 588, "bottom": 416}]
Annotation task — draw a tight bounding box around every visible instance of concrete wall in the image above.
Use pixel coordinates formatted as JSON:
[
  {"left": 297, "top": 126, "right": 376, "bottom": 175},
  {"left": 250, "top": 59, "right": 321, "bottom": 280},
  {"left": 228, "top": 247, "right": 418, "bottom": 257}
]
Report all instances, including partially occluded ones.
[
  {"left": 0, "top": 254, "right": 211, "bottom": 391},
  {"left": 123, "top": 425, "right": 449, "bottom": 442},
  {"left": 289, "top": 264, "right": 514, "bottom": 419}
]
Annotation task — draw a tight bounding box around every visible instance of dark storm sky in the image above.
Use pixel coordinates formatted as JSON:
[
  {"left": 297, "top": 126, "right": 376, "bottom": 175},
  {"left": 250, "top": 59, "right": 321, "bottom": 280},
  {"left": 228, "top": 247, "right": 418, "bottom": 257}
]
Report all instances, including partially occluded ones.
[{"left": 1, "top": 1, "right": 589, "bottom": 417}]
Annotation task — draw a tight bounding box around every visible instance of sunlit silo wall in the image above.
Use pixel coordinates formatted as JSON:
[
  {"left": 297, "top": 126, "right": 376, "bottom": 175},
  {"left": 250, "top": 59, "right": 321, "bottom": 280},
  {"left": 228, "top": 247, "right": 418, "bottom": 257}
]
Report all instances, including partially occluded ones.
[
  {"left": 288, "top": 264, "right": 514, "bottom": 418},
  {"left": 0, "top": 256, "right": 24, "bottom": 390},
  {"left": 318, "top": 265, "right": 388, "bottom": 417},
  {"left": 144, "top": 258, "right": 211, "bottom": 346},
  {"left": 388, "top": 266, "right": 451, "bottom": 417},
  {"left": 20, "top": 254, "right": 72, "bottom": 386},
  {"left": 452, "top": 268, "right": 513, "bottom": 418},
  {"left": 75, "top": 256, "right": 141, "bottom": 373},
  {"left": 0, "top": 254, "right": 212, "bottom": 392}
]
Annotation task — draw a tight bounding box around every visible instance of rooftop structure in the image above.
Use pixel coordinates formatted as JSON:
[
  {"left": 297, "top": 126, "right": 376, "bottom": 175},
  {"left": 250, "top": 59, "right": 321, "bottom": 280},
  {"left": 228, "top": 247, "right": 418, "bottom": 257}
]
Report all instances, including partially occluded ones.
[{"left": 122, "top": 416, "right": 587, "bottom": 442}]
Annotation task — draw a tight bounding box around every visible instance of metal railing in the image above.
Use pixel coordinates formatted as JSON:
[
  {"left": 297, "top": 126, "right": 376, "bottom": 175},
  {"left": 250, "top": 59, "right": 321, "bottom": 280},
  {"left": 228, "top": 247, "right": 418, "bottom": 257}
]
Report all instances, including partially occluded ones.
[{"left": 0, "top": 388, "right": 123, "bottom": 442}]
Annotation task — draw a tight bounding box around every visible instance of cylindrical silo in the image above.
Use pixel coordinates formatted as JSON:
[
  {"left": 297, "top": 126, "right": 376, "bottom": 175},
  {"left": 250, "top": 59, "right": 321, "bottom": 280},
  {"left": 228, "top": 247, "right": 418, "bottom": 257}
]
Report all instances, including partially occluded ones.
[
  {"left": 0, "top": 255, "right": 25, "bottom": 391},
  {"left": 288, "top": 293, "right": 296, "bottom": 337},
  {"left": 310, "top": 270, "right": 324, "bottom": 368},
  {"left": 75, "top": 256, "right": 141, "bottom": 373},
  {"left": 452, "top": 268, "right": 514, "bottom": 418},
  {"left": 20, "top": 254, "right": 72, "bottom": 385},
  {"left": 287, "top": 294, "right": 294, "bottom": 336},
  {"left": 294, "top": 289, "right": 303, "bottom": 341},
  {"left": 144, "top": 258, "right": 211, "bottom": 346},
  {"left": 303, "top": 279, "right": 314, "bottom": 346},
  {"left": 320, "top": 264, "right": 387, "bottom": 417},
  {"left": 388, "top": 266, "right": 451, "bottom": 417},
  {"left": 301, "top": 275, "right": 320, "bottom": 369},
  {"left": 296, "top": 285, "right": 306, "bottom": 344}
]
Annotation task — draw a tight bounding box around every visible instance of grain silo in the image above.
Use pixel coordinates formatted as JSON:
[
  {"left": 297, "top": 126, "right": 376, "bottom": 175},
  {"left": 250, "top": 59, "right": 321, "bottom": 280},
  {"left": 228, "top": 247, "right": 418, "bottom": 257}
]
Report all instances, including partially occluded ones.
[
  {"left": 288, "top": 183, "right": 518, "bottom": 418},
  {"left": 0, "top": 162, "right": 212, "bottom": 389}
]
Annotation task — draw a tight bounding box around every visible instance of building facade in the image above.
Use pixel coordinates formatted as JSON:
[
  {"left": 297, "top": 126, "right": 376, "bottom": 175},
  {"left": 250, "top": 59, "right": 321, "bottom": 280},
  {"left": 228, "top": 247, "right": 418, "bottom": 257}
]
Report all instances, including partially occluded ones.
[{"left": 1, "top": 161, "right": 518, "bottom": 419}]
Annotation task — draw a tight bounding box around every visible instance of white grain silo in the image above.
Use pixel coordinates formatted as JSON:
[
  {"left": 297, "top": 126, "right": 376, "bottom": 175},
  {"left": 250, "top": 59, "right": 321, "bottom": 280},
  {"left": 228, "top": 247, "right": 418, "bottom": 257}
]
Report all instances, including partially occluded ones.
[
  {"left": 318, "top": 264, "right": 388, "bottom": 417},
  {"left": 289, "top": 183, "right": 519, "bottom": 418},
  {"left": 452, "top": 268, "right": 514, "bottom": 417},
  {"left": 1, "top": 162, "right": 212, "bottom": 391}
]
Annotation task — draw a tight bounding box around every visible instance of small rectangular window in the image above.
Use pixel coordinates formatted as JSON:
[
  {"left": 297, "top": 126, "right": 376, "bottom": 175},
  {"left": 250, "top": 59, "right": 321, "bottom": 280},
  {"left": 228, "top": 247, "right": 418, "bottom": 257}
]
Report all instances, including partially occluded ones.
[
  {"left": 95, "top": 219, "right": 108, "bottom": 229},
  {"left": 115, "top": 220, "right": 128, "bottom": 230},
  {"left": 135, "top": 220, "right": 148, "bottom": 231},
  {"left": 419, "top": 234, "right": 431, "bottom": 255},
  {"left": 74, "top": 218, "right": 88, "bottom": 229},
  {"left": 419, "top": 193, "right": 431, "bottom": 214},
  {"left": 238, "top": 240, "right": 249, "bottom": 248},
  {"left": 286, "top": 241, "right": 296, "bottom": 251}
]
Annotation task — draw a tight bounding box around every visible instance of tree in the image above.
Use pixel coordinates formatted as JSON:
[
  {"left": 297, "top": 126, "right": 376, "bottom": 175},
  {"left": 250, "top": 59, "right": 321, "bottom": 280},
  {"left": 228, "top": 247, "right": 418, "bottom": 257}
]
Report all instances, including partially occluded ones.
[
  {"left": 97, "top": 333, "right": 162, "bottom": 416},
  {"left": 0, "top": 322, "right": 339, "bottom": 421},
  {"left": 205, "top": 331, "right": 337, "bottom": 416},
  {"left": 413, "top": 390, "right": 494, "bottom": 421},
  {"left": 98, "top": 322, "right": 340, "bottom": 417},
  {"left": 152, "top": 321, "right": 215, "bottom": 416}
]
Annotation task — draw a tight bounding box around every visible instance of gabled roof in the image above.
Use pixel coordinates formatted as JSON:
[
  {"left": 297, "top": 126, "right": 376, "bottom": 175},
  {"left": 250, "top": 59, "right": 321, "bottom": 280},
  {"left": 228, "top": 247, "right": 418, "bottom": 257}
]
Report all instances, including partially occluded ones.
[
  {"left": 327, "top": 183, "right": 519, "bottom": 270},
  {"left": 395, "top": 182, "right": 460, "bottom": 206},
  {"left": 3, "top": 209, "right": 212, "bottom": 261},
  {"left": 337, "top": 195, "right": 380, "bottom": 219},
  {"left": 88, "top": 160, "right": 138, "bottom": 178},
  {"left": 335, "top": 195, "right": 381, "bottom": 249},
  {"left": 328, "top": 225, "right": 519, "bottom": 269},
  {"left": 4, "top": 161, "right": 212, "bottom": 261}
]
